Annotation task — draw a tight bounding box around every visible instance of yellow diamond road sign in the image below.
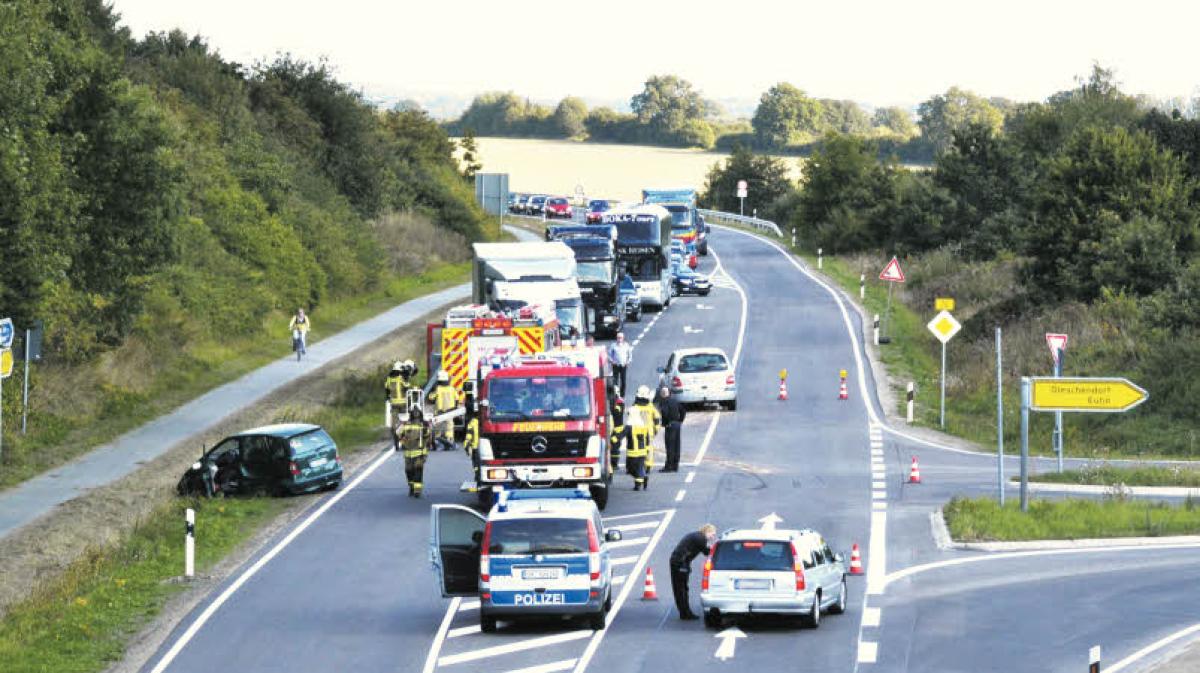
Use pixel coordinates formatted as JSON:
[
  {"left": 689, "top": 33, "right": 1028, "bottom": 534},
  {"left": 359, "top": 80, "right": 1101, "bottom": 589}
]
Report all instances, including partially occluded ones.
[
  {"left": 1031, "top": 377, "right": 1148, "bottom": 413},
  {"left": 926, "top": 310, "right": 961, "bottom": 344},
  {"left": 0, "top": 348, "right": 12, "bottom": 379}
]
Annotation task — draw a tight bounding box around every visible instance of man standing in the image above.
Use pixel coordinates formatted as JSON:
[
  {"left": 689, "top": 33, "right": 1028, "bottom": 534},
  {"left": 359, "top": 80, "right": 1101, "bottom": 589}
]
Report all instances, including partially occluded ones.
[
  {"left": 656, "top": 386, "right": 686, "bottom": 472},
  {"left": 627, "top": 386, "right": 660, "bottom": 490},
  {"left": 397, "top": 408, "right": 430, "bottom": 498},
  {"left": 608, "top": 396, "right": 627, "bottom": 473},
  {"left": 669, "top": 523, "right": 717, "bottom": 620},
  {"left": 607, "top": 332, "right": 633, "bottom": 397},
  {"left": 432, "top": 370, "right": 458, "bottom": 451}
]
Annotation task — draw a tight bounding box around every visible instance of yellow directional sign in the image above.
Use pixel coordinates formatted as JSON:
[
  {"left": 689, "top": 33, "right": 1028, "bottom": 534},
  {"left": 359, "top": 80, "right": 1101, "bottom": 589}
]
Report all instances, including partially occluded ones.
[
  {"left": 1030, "top": 377, "right": 1148, "bottom": 413},
  {"left": 0, "top": 348, "right": 11, "bottom": 379},
  {"left": 935, "top": 297, "right": 955, "bottom": 311}
]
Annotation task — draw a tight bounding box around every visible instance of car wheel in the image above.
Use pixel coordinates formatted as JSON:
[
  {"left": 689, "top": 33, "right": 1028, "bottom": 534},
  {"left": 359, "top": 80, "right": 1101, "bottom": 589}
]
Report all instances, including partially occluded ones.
[
  {"left": 476, "top": 487, "right": 493, "bottom": 509},
  {"left": 589, "top": 609, "right": 607, "bottom": 631},
  {"left": 805, "top": 592, "right": 821, "bottom": 628},
  {"left": 700, "top": 289, "right": 710, "bottom": 296},
  {"left": 704, "top": 610, "right": 721, "bottom": 629},
  {"left": 723, "top": 399, "right": 737, "bottom": 412},
  {"left": 830, "top": 578, "right": 847, "bottom": 614},
  {"left": 480, "top": 613, "right": 498, "bottom": 633}
]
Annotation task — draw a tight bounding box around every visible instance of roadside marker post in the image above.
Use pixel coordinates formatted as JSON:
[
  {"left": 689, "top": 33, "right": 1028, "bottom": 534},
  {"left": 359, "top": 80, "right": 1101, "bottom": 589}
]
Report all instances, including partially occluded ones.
[
  {"left": 185, "top": 508, "right": 196, "bottom": 578},
  {"left": 860, "top": 273, "right": 866, "bottom": 300},
  {"left": 906, "top": 382, "right": 915, "bottom": 424},
  {"left": 817, "top": 248, "right": 823, "bottom": 270},
  {"left": 791, "top": 227, "right": 796, "bottom": 248},
  {"left": 873, "top": 314, "right": 880, "bottom": 346},
  {"left": 926, "top": 310, "right": 962, "bottom": 429},
  {"left": 1089, "top": 645, "right": 1101, "bottom": 673},
  {"left": 1020, "top": 377, "right": 1031, "bottom": 511}
]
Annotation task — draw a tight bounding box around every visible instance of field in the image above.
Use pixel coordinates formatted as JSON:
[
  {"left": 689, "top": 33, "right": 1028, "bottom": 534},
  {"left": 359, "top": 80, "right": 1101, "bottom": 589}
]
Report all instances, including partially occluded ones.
[{"left": 461, "top": 137, "right": 805, "bottom": 202}]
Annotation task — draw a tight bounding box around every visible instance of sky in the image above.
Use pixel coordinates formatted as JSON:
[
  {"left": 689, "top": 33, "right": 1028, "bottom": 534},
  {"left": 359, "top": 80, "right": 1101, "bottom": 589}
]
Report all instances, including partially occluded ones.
[{"left": 111, "top": 0, "right": 1200, "bottom": 116}]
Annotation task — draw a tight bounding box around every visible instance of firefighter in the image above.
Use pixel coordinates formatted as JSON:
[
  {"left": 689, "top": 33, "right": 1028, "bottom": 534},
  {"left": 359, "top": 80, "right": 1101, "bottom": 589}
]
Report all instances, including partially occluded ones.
[
  {"left": 432, "top": 370, "right": 458, "bottom": 451},
  {"left": 397, "top": 407, "right": 430, "bottom": 497},
  {"left": 384, "top": 361, "right": 410, "bottom": 449},
  {"left": 609, "top": 396, "right": 627, "bottom": 473},
  {"left": 627, "top": 386, "right": 661, "bottom": 491}
]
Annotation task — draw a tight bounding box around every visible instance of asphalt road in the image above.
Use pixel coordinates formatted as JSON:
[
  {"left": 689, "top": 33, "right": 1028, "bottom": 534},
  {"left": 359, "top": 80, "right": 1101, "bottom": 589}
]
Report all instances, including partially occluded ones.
[{"left": 138, "top": 226, "right": 1200, "bottom": 673}]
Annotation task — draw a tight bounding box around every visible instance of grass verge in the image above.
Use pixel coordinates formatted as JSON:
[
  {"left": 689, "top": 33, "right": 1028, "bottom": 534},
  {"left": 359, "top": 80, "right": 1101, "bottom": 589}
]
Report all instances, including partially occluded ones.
[
  {"left": 1, "top": 262, "right": 468, "bottom": 492},
  {"left": 944, "top": 496, "right": 1200, "bottom": 542},
  {"left": 1029, "top": 466, "right": 1200, "bottom": 488}
]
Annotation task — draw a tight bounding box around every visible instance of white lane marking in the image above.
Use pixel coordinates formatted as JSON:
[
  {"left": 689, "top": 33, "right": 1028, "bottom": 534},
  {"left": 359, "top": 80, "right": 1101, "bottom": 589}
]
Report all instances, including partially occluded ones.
[
  {"left": 1108, "top": 622, "right": 1200, "bottom": 673},
  {"left": 603, "top": 509, "right": 674, "bottom": 521},
  {"left": 687, "top": 415, "right": 721, "bottom": 467},
  {"left": 457, "top": 600, "right": 480, "bottom": 612},
  {"left": 611, "top": 556, "right": 639, "bottom": 566},
  {"left": 872, "top": 471, "right": 885, "bottom": 480},
  {"left": 884, "top": 541, "right": 1200, "bottom": 589},
  {"left": 872, "top": 481, "right": 886, "bottom": 489},
  {"left": 872, "top": 491, "right": 887, "bottom": 500},
  {"left": 438, "top": 631, "right": 592, "bottom": 667},
  {"left": 866, "top": 511, "right": 888, "bottom": 595},
  {"left": 685, "top": 471, "right": 696, "bottom": 483},
  {"left": 572, "top": 510, "right": 677, "bottom": 673},
  {"left": 609, "top": 521, "right": 659, "bottom": 532},
  {"left": 446, "top": 624, "right": 480, "bottom": 639},
  {"left": 424, "top": 596, "right": 464, "bottom": 672},
  {"left": 871, "top": 449, "right": 883, "bottom": 456},
  {"left": 149, "top": 447, "right": 396, "bottom": 673},
  {"left": 857, "top": 641, "right": 878, "bottom": 663},
  {"left": 503, "top": 659, "right": 578, "bottom": 673},
  {"left": 612, "top": 575, "right": 627, "bottom": 586},
  {"left": 675, "top": 489, "right": 686, "bottom": 502},
  {"left": 872, "top": 502, "right": 887, "bottom": 511},
  {"left": 862, "top": 607, "right": 881, "bottom": 627},
  {"left": 683, "top": 325, "right": 704, "bottom": 334},
  {"left": 607, "top": 536, "right": 651, "bottom": 549}
]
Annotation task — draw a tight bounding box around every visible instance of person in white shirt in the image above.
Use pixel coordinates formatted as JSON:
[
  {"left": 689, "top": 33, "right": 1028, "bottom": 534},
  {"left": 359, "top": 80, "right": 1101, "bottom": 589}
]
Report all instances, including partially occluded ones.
[{"left": 608, "top": 332, "right": 634, "bottom": 396}]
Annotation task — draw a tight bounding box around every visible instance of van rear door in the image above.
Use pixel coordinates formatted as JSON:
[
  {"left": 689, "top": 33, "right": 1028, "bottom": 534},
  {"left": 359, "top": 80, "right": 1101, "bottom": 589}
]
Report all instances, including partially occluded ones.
[{"left": 430, "top": 505, "right": 487, "bottom": 597}]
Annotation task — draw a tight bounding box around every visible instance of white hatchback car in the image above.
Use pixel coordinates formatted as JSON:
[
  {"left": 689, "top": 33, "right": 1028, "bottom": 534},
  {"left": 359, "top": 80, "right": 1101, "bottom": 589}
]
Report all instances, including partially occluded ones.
[
  {"left": 656, "top": 347, "right": 737, "bottom": 410},
  {"left": 700, "top": 528, "right": 847, "bottom": 628}
]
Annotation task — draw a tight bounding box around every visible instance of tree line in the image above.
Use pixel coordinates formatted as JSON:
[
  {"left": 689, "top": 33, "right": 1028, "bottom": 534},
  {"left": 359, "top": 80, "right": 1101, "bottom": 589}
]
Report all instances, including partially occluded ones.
[{"left": 0, "top": 0, "right": 489, "bottom": 364}]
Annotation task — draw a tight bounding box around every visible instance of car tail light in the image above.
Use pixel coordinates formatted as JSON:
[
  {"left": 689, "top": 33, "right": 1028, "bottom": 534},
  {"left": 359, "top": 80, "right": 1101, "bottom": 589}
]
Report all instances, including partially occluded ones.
[
  {"left": 480, "top": 523, "right": 493, "bottom": 583},
  {"left": 726, "top": 375, "right": 736, "bottom": 386},
  {"left": 288, "top": 461, "right": 300, "bottom": 476},
  {"left": 587, "top": 520, "right": 601, "bottom": 581},
  {"left": 791, "top": 543, "right": 806, "bottom": 591},
  {"left": 671, "top": 376, "right": 682, "bottom": 388},
  {"left": 701, "top": 556, "right": 713, "bottom": 590}
]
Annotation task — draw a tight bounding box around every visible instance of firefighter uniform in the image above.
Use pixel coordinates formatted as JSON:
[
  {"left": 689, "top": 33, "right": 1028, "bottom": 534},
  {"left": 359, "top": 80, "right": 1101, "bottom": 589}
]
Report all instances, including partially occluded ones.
[
  {"left": 432, "top": 376, "right": 458, "bottom": 451},
  {"left": 463, "top": 417, "right": 480, "bottom": 457},
  {"left": 385, "top": 362, "right": 415, "bottom": 449},
  {"left": 398, "top": 417, "right": 430, "bottom": 497},
  {"left": 627, "top": 387, "right": 661, "bottom": 491},
  {"left": 609, "top": 398, "right": 627, "bottom": 472}
]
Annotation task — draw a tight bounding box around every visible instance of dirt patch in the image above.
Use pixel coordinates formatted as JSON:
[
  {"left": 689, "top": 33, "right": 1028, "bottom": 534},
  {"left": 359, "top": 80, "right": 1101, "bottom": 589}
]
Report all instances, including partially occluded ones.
[{"left": 0, "top": 303, "right": 455, "bottom": 618}]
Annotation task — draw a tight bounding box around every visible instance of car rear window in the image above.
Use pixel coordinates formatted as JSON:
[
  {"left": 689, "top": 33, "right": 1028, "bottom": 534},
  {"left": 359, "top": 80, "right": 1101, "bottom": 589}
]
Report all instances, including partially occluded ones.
[
  {"left": 678, "top": 353, "right": 728, "bottom": 373},
  {"left": 488, "top": 518, "right": 589, "bottom": 555},
  {"left": 711, "top": 540, "right": 793, "bottom": 571},
  {"left": 287, "top": 429, "right": 334, "bottom": 455},
  {"left": 549, "top": 198, "right": 568, "bottom": 205}
]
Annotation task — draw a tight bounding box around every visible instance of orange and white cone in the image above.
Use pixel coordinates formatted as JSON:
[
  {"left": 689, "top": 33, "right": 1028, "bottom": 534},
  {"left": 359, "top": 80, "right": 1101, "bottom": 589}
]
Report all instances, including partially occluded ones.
[
  {"left": 909, "top": 456, "right": 922, "bottom": 484},
  {"left": 641, "top": 567, "right": 659, "bottom": 600},
  {"left": 849, "top": 543, "right": 864, "bottom": 575},
  {"left": 838, "top": 378, "right": 849, "bottom": 400},
  {"left": 778, "top": 378, "right": 788, "bottom": 401}
]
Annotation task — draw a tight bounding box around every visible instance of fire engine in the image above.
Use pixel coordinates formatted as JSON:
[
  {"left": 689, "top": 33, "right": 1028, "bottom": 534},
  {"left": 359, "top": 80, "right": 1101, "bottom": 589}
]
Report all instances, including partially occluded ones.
[{"left": 425, "top": 304, "right": 563, "bottom": 395}]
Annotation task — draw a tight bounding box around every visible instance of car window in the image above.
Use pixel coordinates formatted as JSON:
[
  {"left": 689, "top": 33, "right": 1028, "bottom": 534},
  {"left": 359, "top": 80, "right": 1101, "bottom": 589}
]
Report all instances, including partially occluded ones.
[
  {"left": 822, "top": 545, "right": 835, "bottom": 564},
  {"left": 801, "top": 545, "right": 818, "bottom": 569},
  {"left": 242, "top": 436, "right": 271, "bottom": 466},
  {"left": 678, "top": 353, "right": 728, "bottom": 373},
  {"left": 208, "top": 438, "right": 240, "bottom": 462},
  {"left": 488, "top": 518, "right": 589, "bottom": 555},
  {"left": 711, "top": 541, "right": 793, "bottom": 571},
  {"left": 288, "top": 429, "right": 335, "bottom": 455}
]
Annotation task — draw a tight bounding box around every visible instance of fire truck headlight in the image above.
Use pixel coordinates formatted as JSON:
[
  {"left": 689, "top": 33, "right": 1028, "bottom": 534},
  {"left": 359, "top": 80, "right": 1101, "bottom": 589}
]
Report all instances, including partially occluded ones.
[
  {"left": 585, "top": 436, "right": 602, "bottom": 458},
  {"left": 486, "top": 468, "right": 509, "bottom": 480},
  {"left": 478, "top": 438, "right": 494, "bottom": 460},
  {"left": 572, "top": 467, "right": 594, "bottom": 478}
]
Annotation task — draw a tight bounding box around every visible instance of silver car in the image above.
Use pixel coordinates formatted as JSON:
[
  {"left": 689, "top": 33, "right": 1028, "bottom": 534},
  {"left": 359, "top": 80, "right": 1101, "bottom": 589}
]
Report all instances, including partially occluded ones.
[
  {"left": 700, "top": 528, "right": 847, "bottom": 629},
  {"left": 656, "top": 347, "right": 737, "bottom": 410}
]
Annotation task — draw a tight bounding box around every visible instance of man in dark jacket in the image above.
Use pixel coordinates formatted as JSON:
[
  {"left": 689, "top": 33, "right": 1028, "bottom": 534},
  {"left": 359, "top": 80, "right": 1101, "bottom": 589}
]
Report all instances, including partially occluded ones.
[
  {"left": 669, "top": 523, "right": 716, "bottom": 620},
  {"left": 656, "top": 386, "right": 686, "bottom": 472}
]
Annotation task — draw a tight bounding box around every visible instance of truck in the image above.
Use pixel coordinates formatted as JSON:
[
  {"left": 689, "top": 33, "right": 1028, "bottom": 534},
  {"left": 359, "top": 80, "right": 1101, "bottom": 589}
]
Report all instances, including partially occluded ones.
[
  {"left": 471, "top": 242, "right": 587, "bottom": 340},
  {"left": 425, "top": 304, "right": 563, "bottom": 396},
  {"left": 545, "top": 224, "right": 624, "bottom": 338},
  {"left": 642, "top": 188, "right": 708, "bottom": 255},
  {"left": 470, "top": 349, "right": 616, "bottom": 509},
  {"left": 603, "top": 205, "right": 673, "bottom": 310}
]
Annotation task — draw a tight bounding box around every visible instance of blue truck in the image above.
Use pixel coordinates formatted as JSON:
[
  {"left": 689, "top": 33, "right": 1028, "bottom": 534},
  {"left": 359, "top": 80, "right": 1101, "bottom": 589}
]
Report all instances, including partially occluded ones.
[{"left": 641, "top": 188, "right": 708, "bottom": 256}]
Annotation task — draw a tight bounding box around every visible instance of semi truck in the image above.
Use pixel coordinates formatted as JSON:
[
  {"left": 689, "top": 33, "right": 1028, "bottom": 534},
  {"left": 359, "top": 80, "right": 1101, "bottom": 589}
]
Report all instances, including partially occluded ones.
[
  {"left": 603, "top": 205, "right": 673, "bottom": 310},
  {"left": 545, "top": 224, "right": 624, "bottom": 338},
  {"left": 642, "top": 188, "right": 707, "bottom": 255},
  {"left": 471, "top": 242, "right": 587, "bottom": 340}
]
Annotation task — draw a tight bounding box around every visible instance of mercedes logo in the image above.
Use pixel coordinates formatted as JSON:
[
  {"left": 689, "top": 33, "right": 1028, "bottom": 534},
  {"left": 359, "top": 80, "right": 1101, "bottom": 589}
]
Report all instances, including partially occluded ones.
[{"left": 531, "top": 435, "right": 548, "bottom": 454}]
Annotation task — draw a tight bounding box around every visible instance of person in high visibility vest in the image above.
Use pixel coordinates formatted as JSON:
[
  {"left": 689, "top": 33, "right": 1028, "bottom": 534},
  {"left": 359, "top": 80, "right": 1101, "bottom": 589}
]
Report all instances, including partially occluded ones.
[
  {"left": 288, "top": 308, "right": 311, "bottom": 360},
  {"left": 464, "top": 415, "right": 480, "bottom": 457},
  {"left": 609, "top": 396, "right": 627, "bottom": 473},
  {"left": 384, "top": 361, "right": 413, "bottom": 448},
  {"left": 398, "top": 407, "right": 430, "bottom": 497},
  {"left": 432, "top": 370, "right": 458, "bottom": 451},
  {"left": 627, "top": 386, "right": 661, "bottom": 491}
]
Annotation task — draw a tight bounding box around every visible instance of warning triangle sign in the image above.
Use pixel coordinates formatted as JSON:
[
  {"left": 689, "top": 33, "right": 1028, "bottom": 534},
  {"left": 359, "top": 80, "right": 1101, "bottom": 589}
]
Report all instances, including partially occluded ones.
[{"left": 879, "top": 256, "right": 905, "bottom": 283}]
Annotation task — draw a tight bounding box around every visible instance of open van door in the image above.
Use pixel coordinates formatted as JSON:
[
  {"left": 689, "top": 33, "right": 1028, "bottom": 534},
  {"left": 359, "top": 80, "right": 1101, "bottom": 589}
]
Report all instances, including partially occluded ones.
[{"left": 429, "top": 505, "right": 487, "bottom": 597}]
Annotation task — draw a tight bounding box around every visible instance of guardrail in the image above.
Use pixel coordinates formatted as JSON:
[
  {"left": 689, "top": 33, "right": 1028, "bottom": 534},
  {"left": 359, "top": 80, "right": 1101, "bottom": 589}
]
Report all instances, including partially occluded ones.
[{"left": 698, "top": 209, "right": 783, "bottom": 238}]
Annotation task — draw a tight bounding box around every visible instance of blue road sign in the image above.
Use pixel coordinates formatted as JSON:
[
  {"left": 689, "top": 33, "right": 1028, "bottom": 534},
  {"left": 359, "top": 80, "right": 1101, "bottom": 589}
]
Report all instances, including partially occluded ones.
[{"left": 0, "top": 318, "right": 13, "bottom": 349}]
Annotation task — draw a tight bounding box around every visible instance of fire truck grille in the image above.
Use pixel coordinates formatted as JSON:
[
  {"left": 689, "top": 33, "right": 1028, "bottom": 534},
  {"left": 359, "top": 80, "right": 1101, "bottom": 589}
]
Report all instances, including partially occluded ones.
[{"left": 489, "top": 432, "right": 590, "bottom": 459}]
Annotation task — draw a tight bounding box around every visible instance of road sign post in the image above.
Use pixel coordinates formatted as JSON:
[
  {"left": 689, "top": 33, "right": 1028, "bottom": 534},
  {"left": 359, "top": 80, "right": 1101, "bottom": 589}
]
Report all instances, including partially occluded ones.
[
  {"left": 1020, "top": 376, "right": 1030, "bottom": 511},
  {"left": 737, "top": 180, "right": 747, "bottom": 216},
  {"left": 927, "top": 309, "right": 962, "bottom": 429},
  {"left": 996, "top": 326, "right": 1004, "bottom": 506},
  {"left": 878, "top": 257, "right": 905, "bottom": 344},
  {"left": 1045, "top": 333, "right": 1068, "bottom": 473}
]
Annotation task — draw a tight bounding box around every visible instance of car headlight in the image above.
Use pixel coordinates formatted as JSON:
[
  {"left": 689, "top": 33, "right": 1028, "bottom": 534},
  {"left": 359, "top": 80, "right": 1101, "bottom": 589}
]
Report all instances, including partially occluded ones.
[{"left": 486, "top": 468, "right": 509, "bottom": 480}]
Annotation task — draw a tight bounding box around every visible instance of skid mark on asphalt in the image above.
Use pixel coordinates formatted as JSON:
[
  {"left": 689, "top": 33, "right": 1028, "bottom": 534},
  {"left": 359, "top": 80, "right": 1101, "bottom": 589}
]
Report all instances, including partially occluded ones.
[{"left": 425, "top": 510, "right": 672, "bottom": 673}]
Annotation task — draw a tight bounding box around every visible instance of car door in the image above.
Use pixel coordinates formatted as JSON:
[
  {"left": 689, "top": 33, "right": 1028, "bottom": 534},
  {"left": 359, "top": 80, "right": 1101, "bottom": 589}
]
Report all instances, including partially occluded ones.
[
  {"left": 821, "top": 543, "right": 842, "bottom": 598},
  {"left": 239, "top": 435, "right": 272, "bottom": 491},
  {"left": 430, "top": 505, "right": 487, "bottom": 597},
  {"left": 658, "top": 354, "right": 675, "bottom": 390}
]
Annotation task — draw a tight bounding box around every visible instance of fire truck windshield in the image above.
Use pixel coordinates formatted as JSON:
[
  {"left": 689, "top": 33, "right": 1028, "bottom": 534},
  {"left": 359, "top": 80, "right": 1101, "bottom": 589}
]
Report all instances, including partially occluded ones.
[{"left": 487, "top": 375, "right": 592, "bottom": 421}]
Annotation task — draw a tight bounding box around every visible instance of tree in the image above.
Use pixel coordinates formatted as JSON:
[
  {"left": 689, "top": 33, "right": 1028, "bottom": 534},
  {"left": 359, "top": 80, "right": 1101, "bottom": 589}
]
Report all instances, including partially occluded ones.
[
  {"left": 917, "top": 86, "right": 1004, "bottom": 155},
  {"left": 819, "top": 100, "right": 872, "bottom": 134},
  {"left": 700, "top": 144, "right": 794, "bottom": 214},
  {"left": 793, "top": 134, "right": 893, "bottom": 252},
  {"left": 552, "top": 96, "right": 588, "bottom": 138},
  {"left": 872, "top": 106, "right": 917, "bottom": 138},
  {"left": 933, "top": 122, "right": 1030, "bottom": 258},
  {"left": 751, "top": 83, "right": 823, "bottom": 149},
  {"left": 459, "top": 129, "right": 482, "bottom": 179},
  {"left": 630, "top": 74, "right": 716, "bottom": 147}
]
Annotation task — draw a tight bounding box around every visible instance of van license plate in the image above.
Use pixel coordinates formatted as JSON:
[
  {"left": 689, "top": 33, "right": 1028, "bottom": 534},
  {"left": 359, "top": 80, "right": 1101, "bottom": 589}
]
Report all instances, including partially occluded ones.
[
  {"left": 522, "top": 567, "right": 561, "bottom": 580},
  {"left": 309, "top": 458, "right": 327, "bottom": 468},
  {"left": 735, "top": 579, "right": 771, "bottom": 590}
]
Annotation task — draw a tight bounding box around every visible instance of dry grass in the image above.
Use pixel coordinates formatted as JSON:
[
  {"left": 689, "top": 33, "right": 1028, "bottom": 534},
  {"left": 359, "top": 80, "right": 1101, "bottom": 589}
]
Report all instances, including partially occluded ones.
[{"left": 373, "top": 210, "right": 471, "bottom": 275}]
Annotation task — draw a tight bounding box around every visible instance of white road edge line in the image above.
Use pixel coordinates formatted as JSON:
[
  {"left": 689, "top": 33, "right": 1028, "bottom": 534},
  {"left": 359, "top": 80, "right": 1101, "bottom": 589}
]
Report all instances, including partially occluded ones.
[
  {"left": 150, "top": 447, "right": 397, "bottom": 673},
  {"left": 862, "top": 607, "right": 881, "bottom": 627},
  {"left": 1107, "top": 622, "right": 1200, "bottom": 673},
  {"left": 572, "top": 510, "right": 678, "bottom": 673},
  {"left": 446, "top": 624, "right": 480, "bottom": 639},
  {"left": 502, "top": 659, "right": 579, "bottom": 673}
]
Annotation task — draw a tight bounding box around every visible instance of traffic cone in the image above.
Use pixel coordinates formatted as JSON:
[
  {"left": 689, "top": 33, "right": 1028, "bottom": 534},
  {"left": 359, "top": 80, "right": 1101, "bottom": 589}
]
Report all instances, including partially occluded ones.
[
  {"left": 641, "top": 567, "right": 659, "bottom": 600},
  {"left": 849, "top": 543, "right": 864, "bottom": 575},
  {"left": 838, "top": 378, "right": 849, "bottom": 400},
  {"left": 778, "top": 378, "right": 788, "bottom": 401},
  {"left": 909, "top": 456, "right": 921, "bottom": 484}
]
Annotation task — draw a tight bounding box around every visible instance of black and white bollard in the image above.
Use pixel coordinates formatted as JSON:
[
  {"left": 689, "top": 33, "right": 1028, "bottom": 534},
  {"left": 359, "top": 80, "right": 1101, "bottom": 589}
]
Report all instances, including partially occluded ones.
[
  {"left": 906, "top": 382, "right": 915, "bottom": 424},
  {"left": 873, "top": 314, "right": 880, "bottom": 346},
  {"left": 185, "top": 508, "right": 195, "bottom": 578},
  {"left": 791, "top": 227, "right": 796, "bottom": 248},
  {"left": 860, "top": 273, "right": 865, "bottom": 300},
  {"left": 1088, "top": 645, "right": 1100, "bottom": 673},
  {"left": 817, "top": 248, "right": 823, "bottom": 270}
]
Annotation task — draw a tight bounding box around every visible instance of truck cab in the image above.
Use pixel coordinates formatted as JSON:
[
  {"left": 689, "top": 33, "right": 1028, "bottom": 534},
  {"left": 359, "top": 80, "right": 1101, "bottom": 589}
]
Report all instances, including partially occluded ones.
[{"left": 546, "top": 224, "right": 623, "bottom": 338}]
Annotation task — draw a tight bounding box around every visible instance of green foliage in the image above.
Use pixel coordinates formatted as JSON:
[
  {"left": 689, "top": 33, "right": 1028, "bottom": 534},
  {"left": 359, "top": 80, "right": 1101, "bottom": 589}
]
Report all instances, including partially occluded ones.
[
  {"left": 917, "top": 86, "right": 1004, "bottom": 156},
  {"left": 700, "top": 144, "right": 795, "bottom": 216},
  {"left": 944, "top": 496, "right": 1200, "bottom": 541},
  {"left": 1030, "top": 465, "right": 1200, "bottom": 488},
  {"left": 751, "top": 83, "right": 823, "bottom": 149},
  {"left": 630, "top": 74, "right": 716, "bottom": 148},
  {"left": 552, "top": 96, "right": 588, "bottom": 139},
  {"left": 459, "top": 129, "right": 482, "bottom": 179},
  {"left": 872, "top": 106, "right": 917, "bottom": 138}
]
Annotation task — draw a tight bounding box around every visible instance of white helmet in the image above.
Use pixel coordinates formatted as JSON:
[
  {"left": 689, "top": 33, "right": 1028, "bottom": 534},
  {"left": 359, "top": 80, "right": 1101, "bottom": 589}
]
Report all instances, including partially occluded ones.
[
  {"left": 392, "top": 361, "right": 404, "bottom": 372},
  {"left": 404, "top": 359, "right": 415, "bottom": 369},
  {"left": 437, "top": 370, "right": 450, "bottom": 383},
  {"left": 635, "top": 385, "right": 651, "bottom": 400}
]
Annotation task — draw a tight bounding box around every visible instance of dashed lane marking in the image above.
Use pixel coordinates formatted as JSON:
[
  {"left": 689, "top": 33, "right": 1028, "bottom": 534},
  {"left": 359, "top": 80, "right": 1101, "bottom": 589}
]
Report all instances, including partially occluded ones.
[
  {"left": 862, "top": 607, "right": 881, "bottom": 627},
  {"left": 872, "top": 502, "right": 887, "bottom": 511},
  {"left": 857, "top": 642, "right": 878, "bottom": 664},
  {"left": 609, "top": 521, "right": 659, "bottom": 532},
  {"left": 607, "top": 536, "right": 651, "bottom": 549},
  {"left": 872, "top": 481, "right": 886, "bottom": 489},
  {"left": 503, "top": 660, "right": 578, "bottom": 673},
  {"left": 674, "top": 489, "right": 686, "bottom": 502},
  {"left": 685, "top": 471, "right": 696, "bottom": 484},
  {"left": 872, "top": 491, "right": 887, "bottom": 500},
  {"left": 438, "top": 631, "right": 592, "bottom": 667}
]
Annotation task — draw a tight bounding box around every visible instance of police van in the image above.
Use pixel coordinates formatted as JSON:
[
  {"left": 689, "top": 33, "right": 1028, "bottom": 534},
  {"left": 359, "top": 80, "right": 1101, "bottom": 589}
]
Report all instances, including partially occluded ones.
[{"left": 430, "top": 488, "right": 622, "bottom": 632}]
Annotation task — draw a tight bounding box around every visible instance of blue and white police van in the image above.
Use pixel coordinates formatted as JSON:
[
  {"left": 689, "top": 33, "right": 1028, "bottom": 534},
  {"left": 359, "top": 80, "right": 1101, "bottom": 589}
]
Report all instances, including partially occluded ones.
[{"left": 430, "top": 488, "right": 622, "bottom": 632}]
